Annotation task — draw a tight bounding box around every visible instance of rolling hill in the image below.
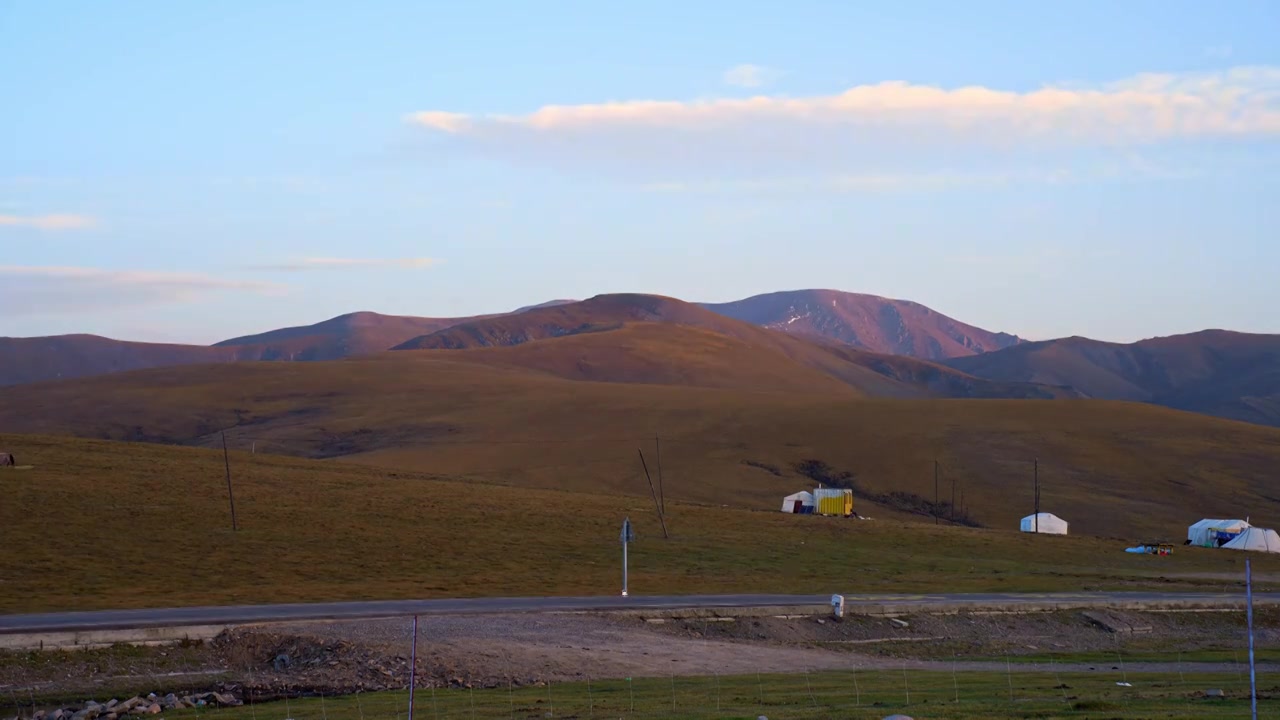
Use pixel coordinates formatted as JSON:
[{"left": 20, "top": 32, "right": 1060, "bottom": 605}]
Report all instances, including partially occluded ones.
[
  {"left": 945, "top": 330, "right": 1280, "bottom": 427},
  {"left": 6, "top": 433, "right": 1277, "bottom": 614},
  {"left": 0, "top": 303, "right": 549, "bottom": 385},
  {"left": 393, "top": 293, "right": 767, "bottom": 350},
  {"left": 391, "top": 294, "right": 1071, "bottom": 399},
  {"left": 702, "top": 289, "right": 1023, "bottom": 360},
  {"left": 3, "top": 292, "right": 1279, "bottom": 431},
  {"left": 213, "top": 310, "right": 490, "bottom": 360},
  {"left": 2, "top": 341, "right": 1279, "bottom": 540},
  {"left": 0, "top": 334, "right": 259, "bottom": 386}
]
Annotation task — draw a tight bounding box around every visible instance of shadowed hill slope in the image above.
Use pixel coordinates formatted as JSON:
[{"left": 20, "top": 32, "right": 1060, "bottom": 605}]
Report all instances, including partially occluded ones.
[
  {"left": 213, "top": 310, "right": 490, "bottom": 361},
  {"left": 702, "top": 289, "right": 1022, "bottom": 360},
  {"left": 946, "top": 330, "right": 1280, "bottom": 427},
  {"left": 1, "top": 356, "right": 1278, "bottom": 539},
  {"left": 394, "top": 293, "right": 771, "bottom": 350},
  {"left": 0, "top": 335, "right": 259, "bottom": 386}
]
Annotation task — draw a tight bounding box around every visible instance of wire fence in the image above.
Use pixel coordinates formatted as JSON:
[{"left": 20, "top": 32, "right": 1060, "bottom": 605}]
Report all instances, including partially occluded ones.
[{"left": 5, "top": 665, "right": 1273, "bottom": 720}]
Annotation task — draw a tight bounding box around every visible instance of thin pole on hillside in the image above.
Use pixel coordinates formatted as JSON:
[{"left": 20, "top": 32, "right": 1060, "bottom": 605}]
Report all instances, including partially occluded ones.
[
  {"left": 408, "top": 615, "right": 418, "bottom": 720},
  {"left": 934, "top": 460, "right": 939, "bottom": 525},
  {"left": 222, "top": 432, "right": 238, "bottom": 531},
  {"left": 951, "top": 472, "right": 956, "bottom": 523},
  {"left": 1034, "top": 458, "right": 1040, "bottom": 533},
  {"left": 655, "top": 436, "right": 666, "bottom": 519},
  {"left": 638, "top": 449, "right": 669, "bottom": 538}
]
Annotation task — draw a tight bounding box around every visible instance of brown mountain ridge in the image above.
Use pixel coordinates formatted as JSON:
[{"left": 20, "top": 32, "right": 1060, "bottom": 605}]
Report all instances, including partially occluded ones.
[
  {"left": 945, "top": 330, "right": 1280, "bottom": 427},
  {"left": 701, "top": 289, "right": 1022, "bottom": 360},
  {"left": 391, "top": 294, "right": 1074, "bottom": 400},
  {"left": 3, "top": 290, "right": 1278, "bottom": 429}
]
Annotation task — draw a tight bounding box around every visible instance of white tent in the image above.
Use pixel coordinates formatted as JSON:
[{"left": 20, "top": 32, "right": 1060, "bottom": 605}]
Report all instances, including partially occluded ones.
[
  {"left": 1187, "top": 518, "right": 1251, "bottom": 547},
  {"left": 781, "top": 491, "right": 815, "bottom": 513},
  {"left": 1222, "top": 527, "right": 1280, "bottom": 553},
  {"left": 1020, "top": 512, "right": 1068, "bottom": 535}
]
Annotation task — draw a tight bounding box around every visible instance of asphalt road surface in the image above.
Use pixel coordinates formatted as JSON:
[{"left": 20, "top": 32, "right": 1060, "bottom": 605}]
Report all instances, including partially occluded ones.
[{"left": 2, "top": 591, "right": 1274, "bottom": 634}]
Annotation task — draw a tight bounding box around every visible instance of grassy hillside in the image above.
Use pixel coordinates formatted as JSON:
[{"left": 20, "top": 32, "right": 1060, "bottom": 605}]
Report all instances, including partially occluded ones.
[
  {"left": 702, "top": 288, "right": 1023, "bottom": 360},
  {"left": 213, "top": 310, "right": 489, "bottom": 360},
  {"left": 393, "top": 294, "right": 1068, "bottom": 400},
  {"left": 0, "top": 334, "right": 256, "bottom": 386},
  {"left": 393, "top": 294, "right": 768, "bottom": 350},
  {"left": 2, "top": 434, "right": 1277, "bottom": 614},
  {"left": 947, "top": 330, "right": 1280, "bottom": 427},
  {"left": 1, "top": 355, "right": 1279, "bottom": 539},
  {"left": 431, "top": 322, "right": 867, "bottom": 395}
]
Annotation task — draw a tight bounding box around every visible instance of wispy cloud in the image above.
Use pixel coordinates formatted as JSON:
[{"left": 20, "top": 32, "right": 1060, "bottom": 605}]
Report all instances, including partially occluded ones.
[
  {"left": 1205, "top": 45, "right": 1234, "bottom": 59},
  {"left": 408, "top": 66, "right": 1280, "bottom": 183},
  {"left": 0, "top": 214, "right": 96, "bottom": 230},
  {"left": 0, "top": 265, "right": 284, "bottom": 316},
  {"left": 722, "top": 64, "right": 781, "bottom": 88},
  {"left": 250, "top": 257, "right": 442, "bottom": 271}
]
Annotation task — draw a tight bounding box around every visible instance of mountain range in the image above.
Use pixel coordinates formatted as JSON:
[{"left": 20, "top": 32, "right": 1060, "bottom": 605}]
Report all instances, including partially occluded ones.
[{"left": 2, "top": 289, "right": 1277, "bottom": 427}]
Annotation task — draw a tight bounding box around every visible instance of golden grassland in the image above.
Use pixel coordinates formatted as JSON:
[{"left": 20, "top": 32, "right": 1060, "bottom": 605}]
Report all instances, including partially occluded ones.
[
  {"left": 2, "top": 348, "right": 1279, "bottom": 539},
  {"left": 2, "top": 433, "right": 1278, "bottom": 615}
]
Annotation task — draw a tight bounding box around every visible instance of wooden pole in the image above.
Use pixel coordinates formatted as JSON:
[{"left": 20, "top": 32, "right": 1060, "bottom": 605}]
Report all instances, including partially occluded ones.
[
  {"left": 638, "top": 450, "right": 669, "bottom": 538},
  {"left": 655, "top": 436, "right": 665, "bottom": 519},
  {"left": 950, "top": 472, "right": 956, "bottom": 522},
  {"left": 222, "top": 432, "right": 238, "bottom": 531},
  {"left": 1034, "top": 458, "right": 1039, "bottom": 533},
  {"left": 934, "top": 460, "right": 939, "bottom": 525}
]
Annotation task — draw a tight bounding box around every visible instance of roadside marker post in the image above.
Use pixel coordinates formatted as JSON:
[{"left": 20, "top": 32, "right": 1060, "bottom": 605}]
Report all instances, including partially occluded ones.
[
  {"left": 621, "top": 516, "right": 636, "bottom": 596},
  {"left": 1247, "top": 558, "right": 1258, "bottom": 720}
]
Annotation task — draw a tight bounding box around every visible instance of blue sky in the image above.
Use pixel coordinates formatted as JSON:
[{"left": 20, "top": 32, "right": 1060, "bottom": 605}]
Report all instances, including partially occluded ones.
[{"left": 2, "top": 0, "right": 1277, "bottom": 344}]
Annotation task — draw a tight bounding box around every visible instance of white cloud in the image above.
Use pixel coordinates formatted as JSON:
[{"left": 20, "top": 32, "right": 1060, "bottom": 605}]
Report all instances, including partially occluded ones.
[
  {"left": 407, "top": 66, "right": 1280, "bottom": 182},
  {"left": 0, "top": 265, "right": 284, "bottom": 316},
  {"left": 0, "top": 214, "right": 96, "bottom": 230},
  {"left": 722, "top": 64, "right": 781, "bottom": 88},
  {"left": 251, "top": 257, "right": 441, "bottom": 271},
  {"left": 1205, "top": 45, "right": 1234, "bottom": 59}
]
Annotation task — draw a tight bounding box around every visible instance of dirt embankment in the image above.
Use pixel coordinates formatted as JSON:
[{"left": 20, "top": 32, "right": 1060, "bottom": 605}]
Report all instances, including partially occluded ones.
[{"left": 3, "top": 608, "right": 1277, "bottom": 704}]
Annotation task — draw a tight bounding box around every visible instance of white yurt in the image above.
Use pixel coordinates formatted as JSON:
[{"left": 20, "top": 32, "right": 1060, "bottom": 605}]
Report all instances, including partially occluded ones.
[
  {"left": 1187, "top": 518, "right": 1251, "bottom": 547},
  {"left": 781, "top": 491, "right": 815, "bottom": 514},
  {"left": 1222, "top": 527, "right": 1280, "bottom": 553},
  {"left": 1020, "top": 512, "right": 1068, "bottom": 535}
]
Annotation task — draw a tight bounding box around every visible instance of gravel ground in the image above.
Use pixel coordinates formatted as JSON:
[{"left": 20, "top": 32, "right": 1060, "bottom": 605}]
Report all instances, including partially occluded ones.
[
  {"left": 5, "top": 608, "right": 1279, "bottom": 701},
  {"left": 271, "top": 613, "right": 875, "bottom": 680}
]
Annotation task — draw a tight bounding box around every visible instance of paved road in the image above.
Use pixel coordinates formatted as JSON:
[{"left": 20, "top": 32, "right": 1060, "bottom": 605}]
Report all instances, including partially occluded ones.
[{"left": 1, "top": 591, "right": 1274, "bottom": 634}]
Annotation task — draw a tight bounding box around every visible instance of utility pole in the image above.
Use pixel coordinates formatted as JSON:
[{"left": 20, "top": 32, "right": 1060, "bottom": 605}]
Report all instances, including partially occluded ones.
[
  {"left": 1034, "top": 458, "right": 1040, "bottom": 534},
  {"left": 934, "top": 460, "right": 939, "bottom": 525},
  {"left": 638, "top": 450, "right": 669, "bottom": 538},
  {"left": 222, "top": 432, "right": 238, "bottom": 531},
  {"left": 655, "top": 436, "right": 665, "bottom": 519},
  {"left": 950, "top": 472, "right": 956, "bottom": 523}
]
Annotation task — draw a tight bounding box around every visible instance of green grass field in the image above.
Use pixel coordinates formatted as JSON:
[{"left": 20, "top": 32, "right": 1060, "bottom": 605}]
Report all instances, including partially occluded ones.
[
  {"left": 2, "top": 434, "right": 1278, "bottom": 614},
  {"left": 126, "top": 669, "right": 1273, "bottom": 720}
]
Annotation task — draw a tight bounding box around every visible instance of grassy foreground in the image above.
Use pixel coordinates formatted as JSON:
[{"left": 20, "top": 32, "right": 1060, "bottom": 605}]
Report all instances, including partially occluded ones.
[
  {"left": 2, "top": 434, "right": 1277, "bottom": 614},
  {"left": 140, "top": 669, "right": 1272, "bottom": 720}
]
